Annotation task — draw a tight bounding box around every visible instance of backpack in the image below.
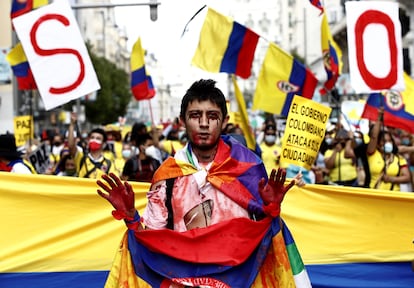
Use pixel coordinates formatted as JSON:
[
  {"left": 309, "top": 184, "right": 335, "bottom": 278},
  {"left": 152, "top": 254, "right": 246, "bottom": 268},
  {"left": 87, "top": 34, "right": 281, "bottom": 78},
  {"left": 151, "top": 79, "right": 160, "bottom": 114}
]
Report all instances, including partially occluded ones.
[{"left": 79, "top": 155, "right": 112, "bottom": 178}]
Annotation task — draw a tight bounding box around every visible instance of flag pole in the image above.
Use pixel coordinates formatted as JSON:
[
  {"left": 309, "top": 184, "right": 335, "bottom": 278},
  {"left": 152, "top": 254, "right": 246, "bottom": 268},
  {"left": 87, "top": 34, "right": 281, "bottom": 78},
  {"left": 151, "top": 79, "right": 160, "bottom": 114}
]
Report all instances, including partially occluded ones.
[{"left": 148, "top": 99, "right": 155, "bottom": 124}]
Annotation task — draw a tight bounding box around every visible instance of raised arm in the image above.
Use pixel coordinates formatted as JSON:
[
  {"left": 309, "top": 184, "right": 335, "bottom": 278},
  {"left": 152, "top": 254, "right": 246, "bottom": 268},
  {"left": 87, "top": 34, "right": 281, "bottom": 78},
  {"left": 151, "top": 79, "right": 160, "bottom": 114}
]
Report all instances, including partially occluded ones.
[
  {"left": 258, "top": 168, "right": 295, "bottom": 217},
  {"left": 97, "top": 173, "right": 143, "bottom": 231}
]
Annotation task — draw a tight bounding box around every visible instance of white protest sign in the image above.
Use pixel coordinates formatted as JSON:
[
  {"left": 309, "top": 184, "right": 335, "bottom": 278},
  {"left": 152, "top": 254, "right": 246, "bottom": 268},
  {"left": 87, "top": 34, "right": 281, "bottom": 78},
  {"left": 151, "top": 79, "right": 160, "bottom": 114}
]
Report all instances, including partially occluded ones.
[
  {"left": 12, "top": 0, "right": 100, "bottom": 110},
  {"left": 346, "top": 1, "right": 404, "bottom": 93}
]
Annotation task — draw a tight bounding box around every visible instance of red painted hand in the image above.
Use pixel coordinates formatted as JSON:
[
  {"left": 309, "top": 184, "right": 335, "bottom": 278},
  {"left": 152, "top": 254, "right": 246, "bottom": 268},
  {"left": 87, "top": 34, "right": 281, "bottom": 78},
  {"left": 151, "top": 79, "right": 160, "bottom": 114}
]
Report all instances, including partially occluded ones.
[
  {"left": 258, "top": 168, "right": 295, "bottom": 217},
  {"left": 97, "top": 172, "right": 136, "bottom": 220}
]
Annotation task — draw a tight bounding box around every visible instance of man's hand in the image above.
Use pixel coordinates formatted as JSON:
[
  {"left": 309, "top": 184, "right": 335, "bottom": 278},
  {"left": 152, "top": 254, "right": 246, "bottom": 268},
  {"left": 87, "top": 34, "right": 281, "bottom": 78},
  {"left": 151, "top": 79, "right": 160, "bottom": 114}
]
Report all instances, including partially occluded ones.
[
  {"left": 97, "top": 172, "right": 136, "bottom": 220},
  {"left": 258, "top": 168, "right": 295, "bottom": 217}
]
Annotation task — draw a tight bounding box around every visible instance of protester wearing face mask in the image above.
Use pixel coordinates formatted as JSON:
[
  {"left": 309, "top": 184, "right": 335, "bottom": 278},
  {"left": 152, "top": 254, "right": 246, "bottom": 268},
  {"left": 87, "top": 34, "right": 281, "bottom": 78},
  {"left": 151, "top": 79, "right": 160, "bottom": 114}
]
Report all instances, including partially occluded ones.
[
  {"left": 324, "top": 128, "right": 358, "bottom": 186},
  {"left": 67, "top": 112, "right": 117, "bottom": 179},
  {"left": 367, "top": 110, "right": 411, "bottom": 191},
  {"left": 259, "top": 123, "right": 281, "bottom": 175},
  {"left": 121, "top": 133, "right": 161, "bottom": 182}
]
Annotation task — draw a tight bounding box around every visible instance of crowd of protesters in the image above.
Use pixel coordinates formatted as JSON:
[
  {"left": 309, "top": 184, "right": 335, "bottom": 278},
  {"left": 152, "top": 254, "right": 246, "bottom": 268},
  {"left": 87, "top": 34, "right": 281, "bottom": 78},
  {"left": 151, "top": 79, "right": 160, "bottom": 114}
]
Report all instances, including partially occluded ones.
[{"left": 1, "top": 108, "right": 414, "bottom": 192}]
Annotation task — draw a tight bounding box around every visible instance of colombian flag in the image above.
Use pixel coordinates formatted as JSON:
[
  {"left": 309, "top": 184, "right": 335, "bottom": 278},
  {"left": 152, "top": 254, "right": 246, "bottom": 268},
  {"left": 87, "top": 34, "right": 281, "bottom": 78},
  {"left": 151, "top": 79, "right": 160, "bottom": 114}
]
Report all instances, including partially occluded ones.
[
  {"left": 2, "top": 169, "right": 414, "bottom": 287},
  {"left": 252, "top": 42, "right": 318, "bottom": 116},
  {"left": 6, "top": 43, "right": 37, "bottom": 90},
  {"left": 308, "top": 0, "right": 324, "bottom": 14},
  {"left": 361, "top": 72, "right": 414, "bottom": 133},
  {"left": 192, "top": 7, "right": 259, "bottom": 79},
  {"left": 11, "top": 0, "right": 49, "bottom": 19},
  {"left": 320, "top": 13, "right": 343, "bottom": 95},
  {"left": 130, "top": 38, "right": 155, "bottom": 101}
]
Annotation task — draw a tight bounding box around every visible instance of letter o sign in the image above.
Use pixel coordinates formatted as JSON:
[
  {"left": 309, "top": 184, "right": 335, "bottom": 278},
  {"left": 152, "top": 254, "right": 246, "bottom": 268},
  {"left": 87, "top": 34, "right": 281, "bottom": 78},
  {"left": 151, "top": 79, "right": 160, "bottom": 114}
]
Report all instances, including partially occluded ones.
[{"left": 355, "top": 10, "right": 398, "bottom": 90}]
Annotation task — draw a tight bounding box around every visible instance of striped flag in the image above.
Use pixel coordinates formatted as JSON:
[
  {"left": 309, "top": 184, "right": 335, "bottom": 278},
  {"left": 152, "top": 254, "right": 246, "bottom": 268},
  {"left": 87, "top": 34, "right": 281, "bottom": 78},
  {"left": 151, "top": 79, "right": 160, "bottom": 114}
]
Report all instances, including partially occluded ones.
[
  {"left": 11, "top": 0, "right": 49, "bottom": 19},
  {"left": 361, "top": 72, "right": 414, "bottom": 133},
  {"left": 130, "top": 38, "right": 155, "bottom": 101},
  {"left": 252, "top": 42, "right": 317, "bottom": 116},
  {"left": 6, "top": 43, "right": 37, "bottom": 90},
  {"left": 308, "top": 0, "right": 324, "bottom": 14},
  {"left": 320, "top": 13, "right": 343, "bottom": 95},
  {"left": 192, "top": 7, "right": 259, "bottom": 79}
]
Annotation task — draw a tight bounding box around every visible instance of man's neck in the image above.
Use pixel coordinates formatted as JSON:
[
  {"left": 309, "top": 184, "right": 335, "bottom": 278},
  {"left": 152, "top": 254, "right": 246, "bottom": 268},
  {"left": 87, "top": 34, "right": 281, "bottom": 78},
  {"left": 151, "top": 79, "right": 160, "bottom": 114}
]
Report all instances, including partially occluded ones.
[{"left": 192, "top": 146, "right": 217, "bottom": 164}]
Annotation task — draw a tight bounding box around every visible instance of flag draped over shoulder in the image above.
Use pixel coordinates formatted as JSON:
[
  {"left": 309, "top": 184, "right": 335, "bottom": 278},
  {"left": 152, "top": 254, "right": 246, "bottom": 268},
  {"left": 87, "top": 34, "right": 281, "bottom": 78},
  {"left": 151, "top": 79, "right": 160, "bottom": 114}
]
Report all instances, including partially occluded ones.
[
  {"left": 191, "top": 7, "right": 259, "bottom": 79},
  {"left": 10, "top": 0, "right": 49, "bottom": 19},
  {"left": 6, "top": 43, "right": 37, "bottom": 90},
  {"left": 361, "top": 73, "right": 414, "bottom": 133},
  {"left": 130, "top": 38, "right": 155, "bottom": 101},
  {"left": 105, "top": 136, "right": 311, "bottom": 288},
  {"left": 252, "top": 43, "right": 318, "bottom": 116},
  {"left": 320, "top": 13, "right": 342, "bottom": 95}
]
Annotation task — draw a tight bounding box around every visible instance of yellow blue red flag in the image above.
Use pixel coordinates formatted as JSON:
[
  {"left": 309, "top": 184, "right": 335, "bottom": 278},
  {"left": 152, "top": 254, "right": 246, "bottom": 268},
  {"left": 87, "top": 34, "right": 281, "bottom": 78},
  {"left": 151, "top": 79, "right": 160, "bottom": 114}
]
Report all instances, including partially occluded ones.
[
  {"left": 252, "top": 42, "right": 318, "bottom": 116},
  {"left": 320, "top": 13, "right": 343, "bottom": 95},
  {"left": 130, "top": 38, "right": 155, "bottom": 101},
  {"left": 11, "top": 0, "right": 49, "bottom": 19},
  {"left": 192, "top": 7, "right": 259, "bottom": 79},
  {"left": 6, "top": 43, "right": 37, "bottom": 90},
  {"left": 361, "top": 72, "right": 414, "bottom": 133},
  {"left": 1, "top": 171, "right": 414, "bottom": 287}
]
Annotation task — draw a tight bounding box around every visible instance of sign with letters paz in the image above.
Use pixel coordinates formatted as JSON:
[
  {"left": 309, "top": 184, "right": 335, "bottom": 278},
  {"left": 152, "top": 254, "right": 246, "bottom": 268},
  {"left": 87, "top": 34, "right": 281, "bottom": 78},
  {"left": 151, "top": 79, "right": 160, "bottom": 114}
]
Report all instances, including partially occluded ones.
[
  {"left": 280, "top": 96, "right": 331, "bottom": 170},
  {"left": 13, "top": 115, "right": 34, "bottom": 147},
  {"left": 27, "top": 142, "right": 50, "bottom": 174}
]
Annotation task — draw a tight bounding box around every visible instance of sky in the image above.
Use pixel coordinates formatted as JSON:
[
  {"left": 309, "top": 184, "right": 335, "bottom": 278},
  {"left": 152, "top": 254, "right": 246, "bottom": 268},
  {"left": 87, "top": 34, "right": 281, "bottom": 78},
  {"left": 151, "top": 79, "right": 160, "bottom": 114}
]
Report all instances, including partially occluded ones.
[{"left": 111, "top": 0, "right": 235, "bottom": 85}]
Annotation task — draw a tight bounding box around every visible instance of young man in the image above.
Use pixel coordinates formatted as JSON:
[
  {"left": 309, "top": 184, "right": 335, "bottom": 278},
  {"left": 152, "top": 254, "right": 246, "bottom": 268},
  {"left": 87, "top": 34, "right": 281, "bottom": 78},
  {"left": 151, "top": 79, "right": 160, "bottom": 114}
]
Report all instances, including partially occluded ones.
[
  {"left": 97, "top": 79, "right": 310, "bottom": 287},
  {"left": 68, "top": 112, "right": 117, "bottom": 179}
]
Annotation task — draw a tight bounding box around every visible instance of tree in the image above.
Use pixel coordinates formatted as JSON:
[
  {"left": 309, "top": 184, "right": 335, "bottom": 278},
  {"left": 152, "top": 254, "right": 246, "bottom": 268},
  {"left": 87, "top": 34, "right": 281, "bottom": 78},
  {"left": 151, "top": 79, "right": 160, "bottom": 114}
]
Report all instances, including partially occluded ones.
[{"left": 83, "top": 47, "right": 132, "bottom": 125}]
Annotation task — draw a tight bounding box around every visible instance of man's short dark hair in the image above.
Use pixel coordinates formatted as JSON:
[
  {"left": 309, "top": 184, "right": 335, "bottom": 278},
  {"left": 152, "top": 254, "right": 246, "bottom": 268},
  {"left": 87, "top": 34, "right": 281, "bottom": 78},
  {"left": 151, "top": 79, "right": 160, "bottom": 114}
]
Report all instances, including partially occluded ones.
[
  {"left": 89, "top": 128, "right": 107, "bottom": 143},
  {"left": 180, "top": 79, "right": 228, "bottom": 119}
]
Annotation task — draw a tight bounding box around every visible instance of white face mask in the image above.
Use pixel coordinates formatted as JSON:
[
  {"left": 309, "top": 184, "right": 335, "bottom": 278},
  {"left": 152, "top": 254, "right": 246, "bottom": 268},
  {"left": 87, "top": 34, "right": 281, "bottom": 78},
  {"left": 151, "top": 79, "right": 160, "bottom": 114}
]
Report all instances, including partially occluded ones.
[
  {"left": 264, "top": 135, "right": 276, "bottom": 144},
  {"left": 145, "top": 145, "right": 157, "bottom": 158},
  {"left": 52, "top": 145, "right": 63, "bottom": 156},
  {"left": 325, "top": 138, "right": 333, "bottom": 145},
  {"left": 122, "top": 149, "right": 132, "bottom": 159},
  {"left": 384, "top": 142, "right": 393, "bottom": 154}
]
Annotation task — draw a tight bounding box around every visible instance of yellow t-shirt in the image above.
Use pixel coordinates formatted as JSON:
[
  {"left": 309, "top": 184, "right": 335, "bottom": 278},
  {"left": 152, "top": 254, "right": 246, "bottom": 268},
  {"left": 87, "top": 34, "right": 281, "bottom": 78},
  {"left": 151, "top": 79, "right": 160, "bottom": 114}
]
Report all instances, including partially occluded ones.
[
  {"left": 324, "top": 149, "right": 357, "bottom": 182},
  {"left": 368, "top": 149, "right": 407, "bottom": 191},
  {"left": 260, "top": 143, "right": 282, "bottom": 176},
  {"left": 74, "top": 151, "right": 117, "bottom": 179}
]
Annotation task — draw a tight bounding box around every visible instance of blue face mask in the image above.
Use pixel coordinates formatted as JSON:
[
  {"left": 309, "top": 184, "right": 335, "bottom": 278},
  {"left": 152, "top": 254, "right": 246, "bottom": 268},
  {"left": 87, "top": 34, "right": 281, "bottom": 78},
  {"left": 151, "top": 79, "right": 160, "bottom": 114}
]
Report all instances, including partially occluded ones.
[
  {"left": 384, "top": 142, "right": 393, "bottom": 154},
  {"left": 401, "top": 138, "right": 410, "bottom": 146}
]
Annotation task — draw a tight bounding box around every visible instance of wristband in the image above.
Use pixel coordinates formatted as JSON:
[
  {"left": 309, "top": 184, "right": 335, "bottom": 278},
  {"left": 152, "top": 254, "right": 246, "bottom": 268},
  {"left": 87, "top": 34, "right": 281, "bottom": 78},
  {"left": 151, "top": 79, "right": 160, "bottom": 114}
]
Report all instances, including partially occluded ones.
[
  {"left": 124, "top": 211, "right": 141, "bottom": 231},
  {"left": 262, "top": 203, "right": 280, "bottom": 218}
]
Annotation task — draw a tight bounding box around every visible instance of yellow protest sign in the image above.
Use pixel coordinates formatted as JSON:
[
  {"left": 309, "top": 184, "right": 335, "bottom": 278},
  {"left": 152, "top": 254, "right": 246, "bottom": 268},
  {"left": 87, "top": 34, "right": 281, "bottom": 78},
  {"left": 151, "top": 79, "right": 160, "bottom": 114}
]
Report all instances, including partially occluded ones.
[
  {"left": 13, "top": 115, "right": 34, "bottom": 146},
  {"left": 280, "top": 96, "right": 332, "bottom": 170}
]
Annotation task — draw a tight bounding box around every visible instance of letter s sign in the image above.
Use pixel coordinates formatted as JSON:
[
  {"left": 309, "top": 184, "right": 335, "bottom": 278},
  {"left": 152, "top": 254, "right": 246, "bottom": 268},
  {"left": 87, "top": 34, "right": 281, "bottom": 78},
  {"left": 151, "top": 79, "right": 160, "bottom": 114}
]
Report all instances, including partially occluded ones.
[
  {"left": 12, "top": 0, "right": 100, "bottom": 110},
  {"left": 30, "top": 14, "right": 85, "bottom": 94}
]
